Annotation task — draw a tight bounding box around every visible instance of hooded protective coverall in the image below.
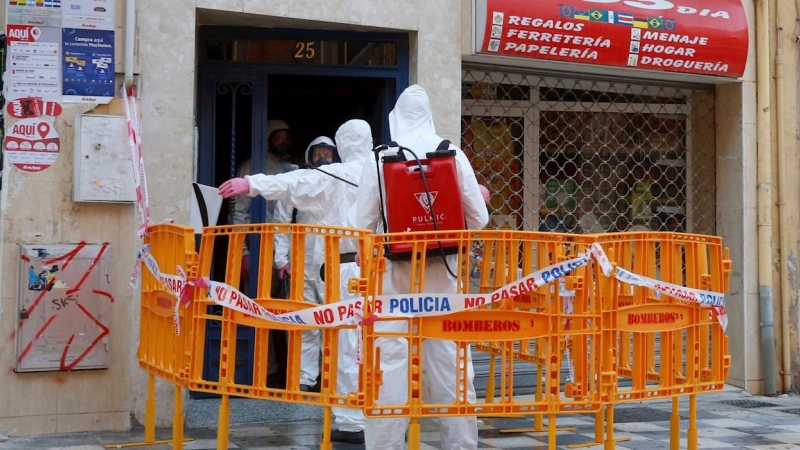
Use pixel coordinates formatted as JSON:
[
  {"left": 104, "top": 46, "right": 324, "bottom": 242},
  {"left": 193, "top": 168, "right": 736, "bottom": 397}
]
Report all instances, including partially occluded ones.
[
  {"left": 242, "top": 120, "right": 371, "bottom": 433},
  {"left": 353, "top": 85, "right": 489, "bottom": 450},
  {"left": 233, "top": 120, "right": 297, "bottom": 383},
  {"left": 272, "top": 136, "right": 335, "bottom": 389}
]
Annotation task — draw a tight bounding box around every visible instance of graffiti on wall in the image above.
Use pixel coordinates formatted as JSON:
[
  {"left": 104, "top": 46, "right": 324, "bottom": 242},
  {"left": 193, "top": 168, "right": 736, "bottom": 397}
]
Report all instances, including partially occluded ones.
[{"left": 15, "top": 242, "right": 114, "bottom": 372}]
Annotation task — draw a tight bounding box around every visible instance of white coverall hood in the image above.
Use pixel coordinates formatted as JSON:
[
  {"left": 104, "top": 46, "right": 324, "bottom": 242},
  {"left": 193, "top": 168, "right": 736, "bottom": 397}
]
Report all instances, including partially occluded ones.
[
  {"left": 267, "top": 120, "right": 290, "bottom": 140},
  {"left": 304, "top": 136, "right": 336, "bottom": 167},
  {"left": 306, "top": 135, "right": 335, "bottom": 150},
  {"left": 389, "top": 84, "right": 436, "bottom": 141},
  {"left": 335, "top": 119, "right": 371, "bottom": 167}
]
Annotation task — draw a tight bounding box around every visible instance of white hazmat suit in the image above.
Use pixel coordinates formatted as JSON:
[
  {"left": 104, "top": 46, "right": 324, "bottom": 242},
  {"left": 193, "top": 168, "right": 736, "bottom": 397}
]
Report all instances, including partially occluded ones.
[
  {"left": 354, "top": 85, "right": 489, "bottom": 450},
  {"left": 242, "top": 120, "right": 371, "bottom": 434},
  {"left": 272, "top": 136, "right": 334, "bottom": 390}
]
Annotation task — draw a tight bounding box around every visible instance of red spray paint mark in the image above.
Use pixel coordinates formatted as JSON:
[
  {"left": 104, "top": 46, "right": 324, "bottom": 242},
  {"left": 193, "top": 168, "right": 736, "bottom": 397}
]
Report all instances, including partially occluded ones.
[
  {"left": 17, "top": 243, "right": 112, "bottom": 368},
  {"left": 43, "top": 241, "right": 86, "bottom": 268},
  {"left": 59, "top": 304, "right": 109, "bottom": 371},
  {"left": 20, "top": 254, "right": 30, "bottom": 262},
  {"left": 67, "top": 243, "right": 109, "bottom": 296},
  {"left": 26, "top": 242, "right": 87, "bottom": 318},
  {"left": 54, "top": 376, "right": 66, "bottom": 385},
  {"left": 92, "top": 290, "right": 114, "bottom": 303}
]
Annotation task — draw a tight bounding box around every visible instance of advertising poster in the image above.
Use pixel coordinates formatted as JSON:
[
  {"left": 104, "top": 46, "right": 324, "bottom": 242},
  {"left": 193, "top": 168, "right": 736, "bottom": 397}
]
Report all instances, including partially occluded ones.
[
  {"left": 62, "top": 28, "right": 114, "bottom": 103},
  {"left": 62, "top": 0, "right": 114, "bottom": 30},
  {"left": 7, "top": 0, "right": 62, "bottom": 27},
  {"left": 480, "top": 0, "right": 748, "bottom": 78},
  {"left": 4, "top": 117, "right": 60, "bottom": 172},
  {"left": 6, "top": 25, "right": 61, "bottom": 102}
]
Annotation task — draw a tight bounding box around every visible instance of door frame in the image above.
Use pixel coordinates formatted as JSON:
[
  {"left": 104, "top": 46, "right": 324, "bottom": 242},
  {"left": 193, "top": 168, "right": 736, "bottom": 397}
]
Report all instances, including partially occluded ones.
[
  {"left": 196, "top": 26, "right": 409, "bottom": 297},
  {"left": 197, "top": 25, "right": 410, "bottom": 193}
]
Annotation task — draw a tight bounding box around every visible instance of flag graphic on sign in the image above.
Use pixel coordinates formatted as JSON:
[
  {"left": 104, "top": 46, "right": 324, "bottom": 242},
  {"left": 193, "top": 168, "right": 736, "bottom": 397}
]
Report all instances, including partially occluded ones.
[
  {"left": 557, "top": 4, "right": 675, "bottom": 30},
  {"left": 616, "top": 12, "right": 634, "bottom": 26},
  {"left": 589, "top": 8, "right": 615, "bottom": 23},
  {"left": 648, "top": 17, "right": 663, "bottom": 29}
]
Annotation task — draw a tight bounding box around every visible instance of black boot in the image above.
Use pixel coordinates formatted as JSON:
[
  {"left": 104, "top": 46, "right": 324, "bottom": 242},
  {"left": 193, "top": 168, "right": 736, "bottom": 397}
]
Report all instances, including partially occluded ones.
[{"left": 330, "top": 429, "right": 365, "bottom": 444}]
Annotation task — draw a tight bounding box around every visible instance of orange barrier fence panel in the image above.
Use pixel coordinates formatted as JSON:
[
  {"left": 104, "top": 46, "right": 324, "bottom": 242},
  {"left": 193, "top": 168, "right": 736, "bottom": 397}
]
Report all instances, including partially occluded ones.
[
  {"left": 361, "top": 230, "right": 603, "bottom": 420},
  {"left": 592, "top": 232, "right": 731, "bottom": 402},
  {"left": 186, "top": 223, "right": 370, "bottom": 412},
  {"left": 138, "top": 223, "right": 198, "bottom": 386}
]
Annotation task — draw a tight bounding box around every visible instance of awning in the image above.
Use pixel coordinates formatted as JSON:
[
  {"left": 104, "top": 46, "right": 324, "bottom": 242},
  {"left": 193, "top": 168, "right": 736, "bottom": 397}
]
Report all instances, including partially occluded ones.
[{"left": 476, "top": 0, "right": 748, "bottom": 79}]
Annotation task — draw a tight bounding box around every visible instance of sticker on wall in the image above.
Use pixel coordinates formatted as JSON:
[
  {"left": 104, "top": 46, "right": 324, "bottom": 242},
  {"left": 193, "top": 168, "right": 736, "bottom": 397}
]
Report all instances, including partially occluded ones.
[
  {"left": 3, "top": 118, "right": 61, "bottom": 172},
  {"left": 6, "top": 97, "right": 63, "bottom": 118}
]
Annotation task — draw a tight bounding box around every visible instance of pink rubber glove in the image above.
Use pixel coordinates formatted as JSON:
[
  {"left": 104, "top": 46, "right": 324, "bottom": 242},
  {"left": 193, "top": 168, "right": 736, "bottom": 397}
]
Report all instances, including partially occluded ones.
[
  {"left": 355, "top": 253, "right": 360, "bottom": 266},
  {"left": 479, "top": 185, "right": 491, "bottom": 205},
  {"left": 278, "top": 264, "right": 290, "bottom": 280},
  {"left": 219, "top": 178, "right": 250, "bottom": 198}
]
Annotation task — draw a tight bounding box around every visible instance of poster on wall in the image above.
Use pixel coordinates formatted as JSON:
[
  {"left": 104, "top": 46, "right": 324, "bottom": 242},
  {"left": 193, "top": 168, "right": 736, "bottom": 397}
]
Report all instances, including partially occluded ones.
[
  {"left": 3, "top": 117, "right": 61, "bottom": 172},
  {"left": 478, "top": 0, "right": 749, "bottom": 78},
  {"left": 61, "top": 28, "right": 114, "bottom": 103},
  {"left": 61, "top": 0, "right": 115, "bottom": 30},
  {"left": 7, "top": 0, "right": 62, "bottom": 27},
  {"left": 6, "top": 25, "right": 61, "bottom": 102}
]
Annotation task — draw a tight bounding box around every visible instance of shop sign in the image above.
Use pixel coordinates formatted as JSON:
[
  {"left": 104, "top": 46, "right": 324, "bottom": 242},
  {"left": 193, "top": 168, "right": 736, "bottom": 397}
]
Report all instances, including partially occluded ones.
[{"left": 479, "top": 0, "right": 748, "bottom": 78}]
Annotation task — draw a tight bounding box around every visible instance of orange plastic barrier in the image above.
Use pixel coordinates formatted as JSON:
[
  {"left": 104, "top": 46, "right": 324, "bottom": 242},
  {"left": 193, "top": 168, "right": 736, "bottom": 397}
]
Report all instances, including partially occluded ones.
[
  {"left": 137, "top": 223, "right": 198, "bottom": 448},
  {"left": 360, "top": 230, "right": 604, "bottom": 449},
  {"left": 136, "top": 224, "right": 731, "bottom": 450},
  {"left": 591, "top": 232, "right": 731, "bottom": 450},
  {"left": 186, "top": 223, "right": 370, "bottom": 448}
]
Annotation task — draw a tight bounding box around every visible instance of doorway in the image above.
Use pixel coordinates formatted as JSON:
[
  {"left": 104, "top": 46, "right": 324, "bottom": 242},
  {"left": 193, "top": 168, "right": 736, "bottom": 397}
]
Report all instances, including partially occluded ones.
[{"left": 195, "top": 26, "right": 408, "bottom": 396}]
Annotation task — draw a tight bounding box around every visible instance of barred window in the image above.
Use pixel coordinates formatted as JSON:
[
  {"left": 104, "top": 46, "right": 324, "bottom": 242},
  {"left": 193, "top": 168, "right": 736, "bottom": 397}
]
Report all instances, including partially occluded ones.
[{"left": 461, "top": 69, "right": 715, "bottom": 235}]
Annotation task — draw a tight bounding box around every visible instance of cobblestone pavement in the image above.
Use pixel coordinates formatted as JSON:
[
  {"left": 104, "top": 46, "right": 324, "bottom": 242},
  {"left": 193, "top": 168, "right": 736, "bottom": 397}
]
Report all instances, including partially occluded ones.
[{"left": 2, "top": 386, "right": 800, "bottom": 449}]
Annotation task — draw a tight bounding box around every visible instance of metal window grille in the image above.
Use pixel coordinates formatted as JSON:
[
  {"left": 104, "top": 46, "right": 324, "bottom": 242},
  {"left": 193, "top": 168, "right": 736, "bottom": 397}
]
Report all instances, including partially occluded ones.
[{"left": 461, "top": 69, "right": 716, "bottom": 236}]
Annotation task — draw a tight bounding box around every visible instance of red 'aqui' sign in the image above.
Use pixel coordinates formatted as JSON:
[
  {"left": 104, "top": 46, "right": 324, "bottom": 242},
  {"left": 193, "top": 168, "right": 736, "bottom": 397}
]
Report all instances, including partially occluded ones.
[{"left": 480, "top": 0, "right": 748, "bottom": 78}]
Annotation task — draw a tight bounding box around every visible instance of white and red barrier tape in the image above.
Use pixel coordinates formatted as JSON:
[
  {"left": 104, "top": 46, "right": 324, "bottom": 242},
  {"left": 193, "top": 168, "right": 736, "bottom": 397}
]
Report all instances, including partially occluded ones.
[{"left": 141, "top": 242, "right": 728, "bottom": 345}]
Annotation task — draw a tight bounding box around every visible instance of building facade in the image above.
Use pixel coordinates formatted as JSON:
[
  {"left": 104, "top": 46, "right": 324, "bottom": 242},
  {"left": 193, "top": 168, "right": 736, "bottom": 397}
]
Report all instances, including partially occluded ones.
[{"left": 0, "top": 0, "right": 798, "bottom": 437}]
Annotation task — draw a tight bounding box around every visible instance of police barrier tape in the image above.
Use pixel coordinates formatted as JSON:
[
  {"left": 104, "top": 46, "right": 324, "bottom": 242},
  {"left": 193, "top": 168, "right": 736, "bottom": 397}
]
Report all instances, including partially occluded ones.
[
  {"left": 124, "top": 86, "right": 152, "bottom": 289},
  {"left": 140, "top": 242, "right": 728, "bottom": 332},
  {"left": 591, "top": 244, "right": 728, "bottom": 330},
  {"left": 140, "top": 248, "right": 594, "bottom": 329},
  {"left": 139, "top": 245, "right": 203, "bottom": 336}
]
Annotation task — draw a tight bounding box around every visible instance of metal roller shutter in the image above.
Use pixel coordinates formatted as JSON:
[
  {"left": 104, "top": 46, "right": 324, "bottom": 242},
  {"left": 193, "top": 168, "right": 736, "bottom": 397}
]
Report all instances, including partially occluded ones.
[{"left": 460, "top": 67, "right": 716, "bottom": 396}]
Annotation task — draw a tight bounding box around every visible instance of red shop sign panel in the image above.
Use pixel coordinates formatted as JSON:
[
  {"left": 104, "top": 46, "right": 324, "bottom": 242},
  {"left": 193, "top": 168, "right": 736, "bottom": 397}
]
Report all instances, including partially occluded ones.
[{"left": 478, "top": 0, "right": 749, "bottom": 78}]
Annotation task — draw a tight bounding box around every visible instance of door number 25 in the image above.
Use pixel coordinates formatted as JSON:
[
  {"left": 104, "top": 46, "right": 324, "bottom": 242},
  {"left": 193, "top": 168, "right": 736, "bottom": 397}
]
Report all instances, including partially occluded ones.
[{"left": 294, "top": 41, "right": 317, "bottom": 60}]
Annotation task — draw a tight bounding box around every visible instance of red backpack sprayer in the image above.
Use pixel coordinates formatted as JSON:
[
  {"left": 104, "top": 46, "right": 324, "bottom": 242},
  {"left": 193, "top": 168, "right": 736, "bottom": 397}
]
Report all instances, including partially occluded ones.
[{"left": 373, "top": 140, "right": 467, "bottom": 272}]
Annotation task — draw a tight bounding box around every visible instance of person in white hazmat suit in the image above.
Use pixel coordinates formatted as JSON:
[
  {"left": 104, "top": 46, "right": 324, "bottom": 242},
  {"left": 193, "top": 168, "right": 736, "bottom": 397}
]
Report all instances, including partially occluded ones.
[
  {"left": 353, "top": 85, "right": 489, "bottom": 450},
  {"left": 232, "top": 120, "right": 297, "bottom": 388},
  {"left": 272, "top": 136, "right": 337, "bottom": 393},
  {"left": 219, "top": 120, "right": 371, "bottom": 444}
]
